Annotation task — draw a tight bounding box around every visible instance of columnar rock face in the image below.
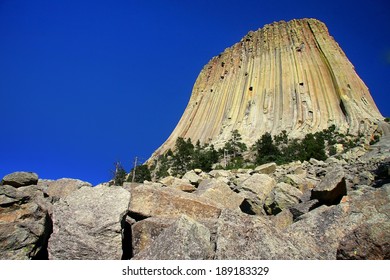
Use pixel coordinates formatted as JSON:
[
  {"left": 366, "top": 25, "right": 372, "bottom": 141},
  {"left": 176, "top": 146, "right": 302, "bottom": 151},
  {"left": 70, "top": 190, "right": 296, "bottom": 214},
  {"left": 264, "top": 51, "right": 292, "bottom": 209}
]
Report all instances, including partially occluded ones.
[{"left": 153, "top": 18, "right": 383, "bottom": 156}]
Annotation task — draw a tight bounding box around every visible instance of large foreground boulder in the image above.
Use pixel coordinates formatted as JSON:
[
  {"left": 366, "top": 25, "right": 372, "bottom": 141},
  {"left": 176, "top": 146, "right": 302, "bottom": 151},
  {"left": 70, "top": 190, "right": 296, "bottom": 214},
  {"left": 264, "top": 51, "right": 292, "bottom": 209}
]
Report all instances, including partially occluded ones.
[{"left": 48, "top": 185, "right": 130, "bottom": 260}]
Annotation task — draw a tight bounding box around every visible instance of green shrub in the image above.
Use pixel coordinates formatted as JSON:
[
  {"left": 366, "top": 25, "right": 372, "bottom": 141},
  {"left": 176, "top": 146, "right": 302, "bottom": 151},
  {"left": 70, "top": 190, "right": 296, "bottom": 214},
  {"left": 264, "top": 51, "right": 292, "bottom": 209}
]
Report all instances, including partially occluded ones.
[
  {"left": 225, "top": 157, "right": 246, "bottom": 170},
  {"left": 329, "top": 145, "right": 338, "bottom": 156}
]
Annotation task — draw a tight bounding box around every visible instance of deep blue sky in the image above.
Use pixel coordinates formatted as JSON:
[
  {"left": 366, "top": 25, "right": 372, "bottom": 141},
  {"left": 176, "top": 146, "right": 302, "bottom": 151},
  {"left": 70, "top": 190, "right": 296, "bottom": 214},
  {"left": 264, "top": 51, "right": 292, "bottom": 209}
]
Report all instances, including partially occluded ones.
[{"left": 1, "top": 0, "right": 389, "bottom": 185}]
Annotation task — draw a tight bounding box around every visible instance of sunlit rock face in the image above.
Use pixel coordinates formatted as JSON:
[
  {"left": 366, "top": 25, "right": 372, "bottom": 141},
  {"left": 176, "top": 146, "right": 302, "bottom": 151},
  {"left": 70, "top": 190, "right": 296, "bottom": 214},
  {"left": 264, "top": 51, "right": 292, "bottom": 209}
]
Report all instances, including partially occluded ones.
[{"left": 154, "top": 18, "right": 383, "bottom": 156}]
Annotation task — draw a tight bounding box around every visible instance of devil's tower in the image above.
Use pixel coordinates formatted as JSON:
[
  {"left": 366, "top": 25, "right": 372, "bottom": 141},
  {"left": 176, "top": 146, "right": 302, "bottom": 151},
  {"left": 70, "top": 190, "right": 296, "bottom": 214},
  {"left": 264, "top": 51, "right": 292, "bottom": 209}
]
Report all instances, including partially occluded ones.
[{"left": 153, "top": 18, "right": 383, "bottom": 157}]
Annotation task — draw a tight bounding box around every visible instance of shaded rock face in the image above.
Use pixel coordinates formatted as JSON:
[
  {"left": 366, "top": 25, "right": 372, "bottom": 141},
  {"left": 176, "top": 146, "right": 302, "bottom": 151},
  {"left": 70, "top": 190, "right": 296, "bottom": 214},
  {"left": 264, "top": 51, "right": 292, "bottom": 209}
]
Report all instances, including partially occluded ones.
[
  {"left": 0, "top": 175, "right": 51, "bottom": 260},
  {"left": 336, "top": 184, "right": 390, "bottom": 260},
  {"left": 48, "top": 185, "right": 130, "bottom": 260},
  {"left": 336, "top": 220, "right": 390, "bottom": 260},
  {"left": 310, "top": 167, "right": 347, "bottom": 205},
  {"left": 153, "top": 18, "right": 383, "bottom": 157},
  {"left": 131, "top": 217, "right": 174, "bottom": 256}
]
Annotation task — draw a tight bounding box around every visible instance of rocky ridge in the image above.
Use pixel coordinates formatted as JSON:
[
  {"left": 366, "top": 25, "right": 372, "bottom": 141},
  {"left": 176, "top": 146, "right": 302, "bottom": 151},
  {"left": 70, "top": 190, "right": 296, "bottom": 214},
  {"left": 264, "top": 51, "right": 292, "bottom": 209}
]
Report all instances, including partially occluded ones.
[{"left": 1, "top": 137, "right": 389, "bottom": 259}]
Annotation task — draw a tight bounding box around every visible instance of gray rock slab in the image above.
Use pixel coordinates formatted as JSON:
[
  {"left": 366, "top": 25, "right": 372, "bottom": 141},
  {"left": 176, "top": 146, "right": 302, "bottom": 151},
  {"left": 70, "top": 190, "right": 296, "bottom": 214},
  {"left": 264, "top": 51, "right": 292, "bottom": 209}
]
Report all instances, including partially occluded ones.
[
  {"left": 253, "top": 162, "right": 277, "bottom": 174},
  {"left": 133, "top": 215, "right": 214, "bottom": 260},
  {"left": 287, "top": 185, "right": 390, "bottom": 259},
  {"left": 215, "top": 209, "right": 312, "bottom": 259},
  {"left": 239, "top": 173, "right": 276, "bottom": 203},
  {"left": 48, "top": 185, "right": 130, "bottom": 260},
  {"left": 132, "top": 217, "right": 175, "bottom": 256},
  {"left": 264, "top": 182, "right": 303, "bottom": 215},
  {"left": 1, "top": 172, "right": 39, "bottom": 188},
  {"left": 129, "top": 185, "right": 221, "bottom": 220},
  {"left": 195, "top": 179, "right": 244, "bottom": 210},
  {"left": 38, "top": 178, "right": 92, "bottom": 200}
]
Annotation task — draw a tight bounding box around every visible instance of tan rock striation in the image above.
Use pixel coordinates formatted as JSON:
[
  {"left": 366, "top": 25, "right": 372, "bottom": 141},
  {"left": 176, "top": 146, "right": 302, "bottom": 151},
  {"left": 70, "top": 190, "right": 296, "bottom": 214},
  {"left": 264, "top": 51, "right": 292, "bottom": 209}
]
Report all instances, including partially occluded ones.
[{"left": 153, "top": 18, "right": 383, "bottom": 157}]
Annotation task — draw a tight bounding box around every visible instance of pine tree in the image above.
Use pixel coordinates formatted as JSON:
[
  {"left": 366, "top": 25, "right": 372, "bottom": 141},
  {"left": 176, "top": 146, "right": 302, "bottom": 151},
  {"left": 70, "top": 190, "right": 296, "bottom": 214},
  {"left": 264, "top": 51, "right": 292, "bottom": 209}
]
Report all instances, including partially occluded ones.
[
  {"left": 127, "top": 164, "right": 151, "bottom": 183},
  {"left": 113, "top": 162, "right": 127, "bottom": 186},
  {"left": 192, "top": 142, "right": 219, "bottom": 172},
  {"left": 299, "top": 133, "right": 326, "bottom": 161},
  {"left": 172, "top": 137, "right": 194, "bottom": 176},
  {"left": 254, "top": 132, "right": 280, "bottom": 164},
  {"left": 222, "top": 130, "right": 247, "bottom": 168},
  {"left": 156, "top": 153, "right": 170, "bottom": 178}
]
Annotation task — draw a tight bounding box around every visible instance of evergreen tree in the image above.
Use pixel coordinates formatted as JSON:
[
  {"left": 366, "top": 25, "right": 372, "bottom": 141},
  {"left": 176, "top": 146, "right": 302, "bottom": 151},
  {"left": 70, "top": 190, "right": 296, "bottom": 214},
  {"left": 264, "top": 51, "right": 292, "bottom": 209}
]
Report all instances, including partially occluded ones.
[
  {"left": 172, "top": 137, "right": 194, "bottom": 176},
  {"left": 230, "top": 129, "right": 248, "bottom": 157},
  {"left": 113, "top": 162, "right": 127, "bottom": 186},
  {"left": 127, "top": 164, "right": 151, "bottom": 183},
  {"left": 251, "top": 125, "right": 361, "bottom": 167},
  {"left": 192, "top": 142, "right": 219, "bottom": 172},
  {"left": 192, "top": 140, "right": 203, "bottom": 169},
  {"left": 274, "top": 130, "right": 289, "bottom": 146},
  {"left": 221, "top": 130, "right": 247, "bottom": 168},
  {"left": 299, "top": 133, "right": 326, "bottom": 161},
  {"left": 280, "top": 138, "right": 301, "bottom": 163},
  {"left": 254, "top": 132, "right": 280, "bottom": 164},
  {"left": 156, "top": 153, "right": 170, "bottom": 178}
]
